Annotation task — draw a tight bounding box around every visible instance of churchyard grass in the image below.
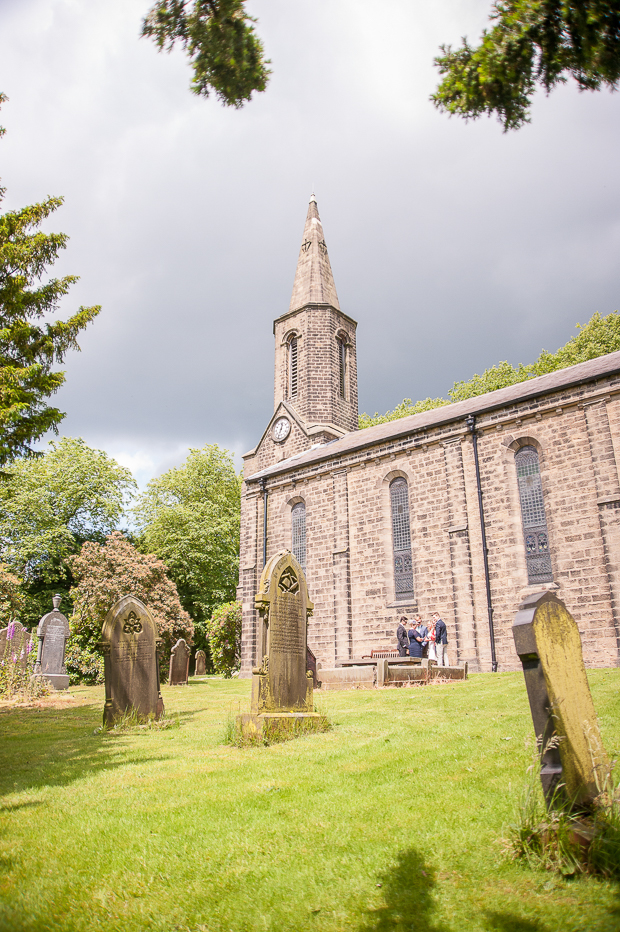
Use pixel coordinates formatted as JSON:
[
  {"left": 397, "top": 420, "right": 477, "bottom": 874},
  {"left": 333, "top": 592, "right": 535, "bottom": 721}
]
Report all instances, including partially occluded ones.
[{"left": 1, "top": 671, "right": 619, "bottom": 932}]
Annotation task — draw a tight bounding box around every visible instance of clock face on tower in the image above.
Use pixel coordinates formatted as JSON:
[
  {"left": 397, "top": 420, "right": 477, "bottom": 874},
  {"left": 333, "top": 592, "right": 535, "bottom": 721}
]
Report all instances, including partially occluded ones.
[{"left": 272, "top": 417, "right": 291, "bottom": 442}]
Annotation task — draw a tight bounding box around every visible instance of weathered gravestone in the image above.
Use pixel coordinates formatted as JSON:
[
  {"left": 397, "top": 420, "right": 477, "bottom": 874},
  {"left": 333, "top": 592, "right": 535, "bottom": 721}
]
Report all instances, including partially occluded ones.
[
  {"left": 98, "top": 595, "right": 164, "bottom": 727},
  {"left": 513, "top": 590, "right": 610, "bottom": 808},
  {"left": 169, "top": 638, "right": 190, "bottom": 685},
  {"left": 195, "top": 649, "right": 206, "bottom": 676},
  {"left": 33, "top": 594, "right": 70, "bottom": 690},
  {"left": 0, "top": 621, "right": 32, "bottom": 672},
  {"left": 237, "top": 550, "right": 322, "bottom": 737}
]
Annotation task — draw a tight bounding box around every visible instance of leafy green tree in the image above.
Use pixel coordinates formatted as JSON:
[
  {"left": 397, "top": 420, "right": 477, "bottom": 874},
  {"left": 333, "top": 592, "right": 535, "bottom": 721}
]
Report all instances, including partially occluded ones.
[
  {"left": 432, "top": 1, "right": 620, "bottom": 130},
  {"left": 0, "top": 563, "right": 24, "bottom": 626},
  {"left": 205, "top": 600, "right": 241, "bottom": 677},
  {"left": 68, "top": 531, "right": 193, "bottom": 683},
  {"left": 0, "top": 437, "right": 136, "bottom": 627},
  {"left": 133, "top": 445, "right": 241, "bottom": 655},
  {"left": 360, "top": 310, "right": 620, "bottom": 427},
  {"left": 0, "top": 95, "right": 100, "bottom": 465},
  {"left": 142, "top": 0, "right": 270, "bottom": 107}
]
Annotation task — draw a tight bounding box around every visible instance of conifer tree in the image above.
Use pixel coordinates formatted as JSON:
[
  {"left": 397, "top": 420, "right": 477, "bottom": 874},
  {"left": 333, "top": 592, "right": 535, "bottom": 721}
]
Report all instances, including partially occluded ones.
[{"left": 0, "top": 94, "right": 100, "bottom": 466}]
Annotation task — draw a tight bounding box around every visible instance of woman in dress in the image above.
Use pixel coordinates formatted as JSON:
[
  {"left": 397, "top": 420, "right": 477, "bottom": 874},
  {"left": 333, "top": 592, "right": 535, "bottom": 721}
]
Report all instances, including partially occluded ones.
[
  {"left": 408, "top": 617, "right": 426, "bottom": 658},
  {"left": 426, "top": 617, "right": 437, "bottom": 663}
]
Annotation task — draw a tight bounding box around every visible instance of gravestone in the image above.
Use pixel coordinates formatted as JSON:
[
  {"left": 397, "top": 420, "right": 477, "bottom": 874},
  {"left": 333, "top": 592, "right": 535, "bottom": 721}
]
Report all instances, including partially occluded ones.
[
  {"left": 238, "top": 551, "right": 322, "bottom": 737},
  {"left": 513, "top": 590, "right": 610, "bottom": 808},
  {"left": 33, "top": 594, "right": 70, "bottom": 690},
  {"left": 0, "top": 621, "right": 31, "bottom": 671},
  {"left": 195, "top": 649, "right": 207, "bottom": 676},
  {"left": 98, "top": 595, "right": 164, "bottom": 727},
  {"left": 169, "top": 638, "right": 190, "bottom": 685}
]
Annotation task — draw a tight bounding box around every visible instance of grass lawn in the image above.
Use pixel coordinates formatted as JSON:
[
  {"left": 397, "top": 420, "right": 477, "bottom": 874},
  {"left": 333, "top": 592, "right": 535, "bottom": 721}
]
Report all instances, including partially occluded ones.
[{"left": 1, "top": 671, "right": 620, "bottom": 932}]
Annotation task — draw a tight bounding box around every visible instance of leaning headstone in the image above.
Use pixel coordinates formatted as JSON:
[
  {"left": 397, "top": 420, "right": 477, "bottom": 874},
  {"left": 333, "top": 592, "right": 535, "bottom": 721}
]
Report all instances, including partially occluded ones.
[
  {"left": 0, "top": 621, "right": 32, "bottom": 672},
  {"left": 33, "top": 594, "right": 70, "bottom": 690},
  {"left": 98, "top": 595, "right": 164, "bottom": 727},
  {"left": 195, "top": 649, "right": 206, "bottom": 676},
  {"left": 169, "top": 638, "right": 190, "bottom": 685},
  {"left": 513, "top": 591, "right": 610, "bottom": 808},
  {"left": 237, "top": 550, "right": 322, "bottom": 737}
]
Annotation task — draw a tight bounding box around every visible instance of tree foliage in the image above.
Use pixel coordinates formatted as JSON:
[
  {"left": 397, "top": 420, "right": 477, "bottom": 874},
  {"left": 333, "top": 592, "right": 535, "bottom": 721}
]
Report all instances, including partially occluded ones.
[
  {"left": 133, "top": 445, "right": 241, "bottom": 648},
  {"left": 0, "top": 97, "right": 100, "bottom": 465},
  {"left": 0, "top": 437, "right": 136, "bottom": 626},
  {"left": 360, "top": 310, "right": 620, "bottom": 427},
  {"left": 142, "top": 0, "right": 270, "bottom": 107},
  {"left": 432, "top": 1, "right": 620, "bottom": 130},
  {"left": 0, "top": 563, "right": 24, "bottom": 627},
  {"left": 68, "top": 531, "right": 193, "bottom": 683},
  {"left": 204, "top": 599, "right": 241, "bottom": 677}
]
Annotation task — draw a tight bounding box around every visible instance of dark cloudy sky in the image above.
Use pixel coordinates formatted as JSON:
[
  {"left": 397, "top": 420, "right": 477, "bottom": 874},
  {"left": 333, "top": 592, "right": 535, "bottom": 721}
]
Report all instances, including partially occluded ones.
[{"left": 1, "top": 0, "right": 619, "bottom": 485}]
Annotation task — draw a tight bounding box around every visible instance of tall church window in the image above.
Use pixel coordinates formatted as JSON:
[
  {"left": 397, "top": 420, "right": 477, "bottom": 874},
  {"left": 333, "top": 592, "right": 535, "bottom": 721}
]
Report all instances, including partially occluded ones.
[
  {"left": 289, "top": 336, "right": 298, "bottom": 398},
  {"left": 338, "top": 338, "right": 346, "bottom": 398},
  {"left": 390, "top": 478, "right": 414, "bottom": 600},
  {"left": 515, "top": 446, "right": 553, "bottom": 584},
  {"left": 291, "top": 501, "right": 306, "bottom": 570}
]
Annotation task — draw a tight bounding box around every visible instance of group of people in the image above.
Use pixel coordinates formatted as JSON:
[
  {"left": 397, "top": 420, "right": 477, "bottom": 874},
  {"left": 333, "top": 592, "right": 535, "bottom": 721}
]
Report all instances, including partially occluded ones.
[{"left": 396, "top": 613, "right": 449, "bottom": 666}]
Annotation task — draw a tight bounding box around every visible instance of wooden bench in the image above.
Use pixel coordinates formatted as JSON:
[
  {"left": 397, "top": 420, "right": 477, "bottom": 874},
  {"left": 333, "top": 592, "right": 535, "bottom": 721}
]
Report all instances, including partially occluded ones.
[{"left": 362, "top": 649, "right": 401, "bottom": 660}]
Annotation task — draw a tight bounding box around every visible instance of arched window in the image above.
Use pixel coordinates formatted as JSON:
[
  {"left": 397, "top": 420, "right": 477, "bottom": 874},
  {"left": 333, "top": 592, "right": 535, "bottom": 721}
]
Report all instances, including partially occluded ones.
[
  {"left": 515, "top": 446, "right": 553, "bottom": 584},
  {"left": 291, "top": 501, "right": 306, "bottom": 570},
  {"left": 337, "top": 338, "right": 346, "bottom": 398},
  {"left": 289, "top": 336, "right": 298, "bottom": 398},
  {"left": 390, "top": 478, "right": 414, "bottom": 600}
]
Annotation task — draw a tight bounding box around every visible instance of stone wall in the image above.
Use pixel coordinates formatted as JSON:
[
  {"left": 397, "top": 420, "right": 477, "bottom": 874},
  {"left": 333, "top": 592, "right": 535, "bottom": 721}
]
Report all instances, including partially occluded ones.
[{"left": 240, "top": 368, "right": 620, "bottom": 675}]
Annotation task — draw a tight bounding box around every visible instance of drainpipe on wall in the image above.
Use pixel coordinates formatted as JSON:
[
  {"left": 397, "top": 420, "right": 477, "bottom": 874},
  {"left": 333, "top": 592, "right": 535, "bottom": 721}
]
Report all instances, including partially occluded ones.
[
  {"left": 466, "top": 414, "right": 498, "bottom": 673},
  {"left": 260, "top": 478, "right": 268, "bottom": 569}
]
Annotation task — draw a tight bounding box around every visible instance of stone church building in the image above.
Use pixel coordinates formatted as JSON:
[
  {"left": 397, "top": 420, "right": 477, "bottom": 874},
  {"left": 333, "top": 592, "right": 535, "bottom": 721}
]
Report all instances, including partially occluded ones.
[{"left": 239, "top": 196, "right": 620, "bottom": 674}]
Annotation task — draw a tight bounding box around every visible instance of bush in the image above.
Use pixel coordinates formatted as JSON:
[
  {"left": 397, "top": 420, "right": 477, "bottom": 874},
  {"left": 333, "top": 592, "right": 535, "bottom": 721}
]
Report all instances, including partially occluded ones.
[
  {"left": 205, "top": 601, "right": 242, "bottom": 677},
  {"left": 68, "top": 532, "right": 193, "bottom": 681}
]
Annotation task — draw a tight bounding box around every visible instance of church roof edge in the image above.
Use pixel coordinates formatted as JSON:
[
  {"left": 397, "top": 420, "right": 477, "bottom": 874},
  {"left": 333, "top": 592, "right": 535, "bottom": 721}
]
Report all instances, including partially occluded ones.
[{"left": 245, "top": 350, "right": 620, "bottom": 483}]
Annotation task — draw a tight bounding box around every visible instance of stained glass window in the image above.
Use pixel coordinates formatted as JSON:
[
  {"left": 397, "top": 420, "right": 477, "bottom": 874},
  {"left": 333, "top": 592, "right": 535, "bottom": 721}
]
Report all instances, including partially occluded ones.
[
  {"left": 390, "top": 478, "right": 414, "bottom": 599},
  {"left": 515, "top": 446, "right": 553, "bottom": 584},
  {"left": 291, "top": 501, "right": 306, "bottom": 570}
]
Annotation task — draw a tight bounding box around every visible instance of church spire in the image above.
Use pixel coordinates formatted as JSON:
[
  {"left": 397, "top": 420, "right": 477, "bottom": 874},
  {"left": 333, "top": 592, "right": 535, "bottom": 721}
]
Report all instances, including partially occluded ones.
[{"left": 288, "top": 194, "right": 340, "bottom": 312}]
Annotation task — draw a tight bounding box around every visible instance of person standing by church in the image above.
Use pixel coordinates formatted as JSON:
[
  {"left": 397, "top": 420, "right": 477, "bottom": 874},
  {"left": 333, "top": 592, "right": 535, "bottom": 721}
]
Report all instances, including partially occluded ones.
[
  {"left": 433, "top": 612, "right": 449, "bottom": 666},
  {"left": 396, "top": 616, "right": 409, "bottom": 657},
  {"left": 408, "top": 616, "right": 427, "bottom": 659}
]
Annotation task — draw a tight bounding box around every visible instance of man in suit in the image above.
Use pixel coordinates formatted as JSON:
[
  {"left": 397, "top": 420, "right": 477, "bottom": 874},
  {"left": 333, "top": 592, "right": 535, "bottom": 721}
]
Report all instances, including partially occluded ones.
[
  {"left": 396, "top": 616, "right": 409, "bottom": 656},
  {"left": 433, "top": 612, "right": 449, "bottom": 666}
]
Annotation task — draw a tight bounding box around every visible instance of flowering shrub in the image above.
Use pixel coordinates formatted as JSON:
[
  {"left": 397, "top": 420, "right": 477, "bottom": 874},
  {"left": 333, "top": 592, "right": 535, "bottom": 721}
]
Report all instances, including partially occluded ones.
[
  {"left": 68, "top": 532, "right": 194, "bottom": 681},
  {"left": 0, "top": 620, "right": 37, "bottom": 699},
  {"left": 204, "top": 601, "right": 242, "bottom": 678},
  {"left": 0, "top": 565, "right": 25, "bottom": 626}
]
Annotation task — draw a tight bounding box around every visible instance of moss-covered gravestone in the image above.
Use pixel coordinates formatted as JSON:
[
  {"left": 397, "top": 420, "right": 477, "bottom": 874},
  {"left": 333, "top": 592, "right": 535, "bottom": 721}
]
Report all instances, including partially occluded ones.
[
  {"left": 513, "top": 591, "right": 610, "bottom": 808},
  {"left": 169, "top": 638, "right": 190, "bottom": 685},
  {"left": 237, "top": 551, "right": 322, "bottom": 738},
  {"left": 99, "top": 595, "right": 164, "bottom": 727},
  {"left": 0, "top": 621, "right": 31, "bottom": 671},
  {"left": 195, "top": 649, "right": 206, "bottom": 676},
  {"left": 33, "top": 594, "right": 70, "bottom": 690}
]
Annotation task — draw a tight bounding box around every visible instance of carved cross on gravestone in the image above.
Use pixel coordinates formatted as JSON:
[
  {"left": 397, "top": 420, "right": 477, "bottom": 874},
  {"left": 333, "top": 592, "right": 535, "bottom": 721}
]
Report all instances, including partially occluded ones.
[
  {"left": 169, "top": 638, "right": 190, "bottom": 685},
  {"left": 195, "top": 649, "right": 206, "bottom": 676},
  {"left": 33, "top": 594, "right": 70, "bottom": 690},
  {"left": 513, "top": 590, "right": 610, "bottom": 808},
  {"left": 253, "top": 550, "right": 314, "bottom": 713},
  {"left": 98, "top": 595, "right": 164, "bottom": 726}
]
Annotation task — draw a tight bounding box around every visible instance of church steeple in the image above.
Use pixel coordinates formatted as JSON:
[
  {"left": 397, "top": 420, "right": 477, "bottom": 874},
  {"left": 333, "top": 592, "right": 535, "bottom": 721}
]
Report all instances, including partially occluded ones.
[
  {"left": 289, "top": 195, "right": 340, "bottom": 312},
  {"left": 270, "top": 195, "right": 358, "bottom": 445}
]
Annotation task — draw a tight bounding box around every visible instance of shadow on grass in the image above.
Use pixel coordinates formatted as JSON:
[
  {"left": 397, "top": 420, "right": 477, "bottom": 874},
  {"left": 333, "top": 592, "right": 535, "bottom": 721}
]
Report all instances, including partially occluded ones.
[
  {"left": 357, "top": 847, "right": 447, "bottom": 932},
  {"left": 0, "top": 702, "right": 173, "bottom": 799},
  {"left": 484, "top": 913, "right": 549, "bottom": 932}
]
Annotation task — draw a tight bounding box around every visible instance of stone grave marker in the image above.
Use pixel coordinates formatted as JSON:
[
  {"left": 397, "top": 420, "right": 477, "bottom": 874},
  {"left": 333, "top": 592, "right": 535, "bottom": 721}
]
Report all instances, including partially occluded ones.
[
  {"left": 195, "top": 649, "right": 206, "bottom": 676},
  {"left": 237, "top": 551, "right": 323, "bottom": 738},
  {"left": 98, "top": 595, "right": 164, "bottom": 727},
  {"left": 513, "top": 590, "right": 610, "bottom": 808},
  {"left": 0, "top": 620, "right": 32, "bottom": 672},
  {"left": 33, "top": 594, "right": 70, "bottom": 690},
  {"left": 169, "top": 638, "right": 190, "bottom": 685}
]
